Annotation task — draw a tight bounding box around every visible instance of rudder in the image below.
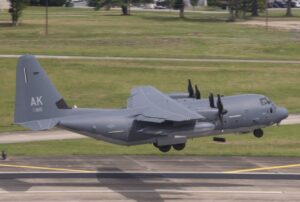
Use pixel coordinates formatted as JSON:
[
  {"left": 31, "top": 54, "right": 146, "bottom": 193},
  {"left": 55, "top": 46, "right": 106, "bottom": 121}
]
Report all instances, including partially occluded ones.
[{"left": 14, "top": 55, "right": 70, "bottom": 130}]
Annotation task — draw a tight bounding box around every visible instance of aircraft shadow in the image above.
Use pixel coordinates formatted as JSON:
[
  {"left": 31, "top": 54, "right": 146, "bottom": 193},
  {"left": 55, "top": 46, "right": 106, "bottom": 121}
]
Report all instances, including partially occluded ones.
[{"left": 0, "top": 167, "right": 251, "bottom": 201}]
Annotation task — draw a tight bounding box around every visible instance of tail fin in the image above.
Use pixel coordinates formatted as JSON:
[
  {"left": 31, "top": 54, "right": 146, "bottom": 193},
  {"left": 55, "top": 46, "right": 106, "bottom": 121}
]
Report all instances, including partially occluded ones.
[{"left": 14, "top": 55, "right": 70, "bottom": 130}]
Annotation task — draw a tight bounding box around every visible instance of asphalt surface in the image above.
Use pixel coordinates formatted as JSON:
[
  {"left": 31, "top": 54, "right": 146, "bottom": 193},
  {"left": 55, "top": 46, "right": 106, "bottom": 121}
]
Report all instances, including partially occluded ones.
[
  {"left": 0, "top": 130, "right": 85, "bottom": 144},
  {"left": 0, "top": 156, "right": 299, "bottom": 201},
  {"left": 1, "top": 54, "right": 300, "bottom": 64}
]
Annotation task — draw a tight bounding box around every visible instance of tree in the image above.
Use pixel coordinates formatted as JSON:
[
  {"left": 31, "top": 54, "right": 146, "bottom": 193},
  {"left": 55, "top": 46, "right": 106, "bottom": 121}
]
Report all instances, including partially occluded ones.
[
  {"left": 285, "top": 0, "right": 292, "bottom": 17},
  {"left": 173, "top": 0, "right": 185, "bottom": 18},
  {"left": 251, "top": 0, "right": 258, "bottom": 16},
  {"left": 8, "top": 0, "right": 27, "bottom": 26},
  {"left": 90, "top": 0, "right": 151, "bottom": 15},
  {"left": 40, "top": 0, "right": 67, "bottom": 6}
]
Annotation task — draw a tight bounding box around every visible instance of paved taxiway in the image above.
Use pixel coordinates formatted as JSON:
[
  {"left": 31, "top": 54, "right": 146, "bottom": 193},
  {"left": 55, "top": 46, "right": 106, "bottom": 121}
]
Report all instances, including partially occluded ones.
[
  {"left": 1, "top": 54, "right": 300, "bottom": 64},
  {"left": 0, "top": 156, "right": 299, "bottom": 201}
]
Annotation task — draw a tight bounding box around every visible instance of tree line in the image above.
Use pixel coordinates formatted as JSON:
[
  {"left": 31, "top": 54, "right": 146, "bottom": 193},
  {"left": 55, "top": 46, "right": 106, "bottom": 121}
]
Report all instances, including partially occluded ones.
[{"left": 5, "top": 0, "right": 296, "bottom": 26}]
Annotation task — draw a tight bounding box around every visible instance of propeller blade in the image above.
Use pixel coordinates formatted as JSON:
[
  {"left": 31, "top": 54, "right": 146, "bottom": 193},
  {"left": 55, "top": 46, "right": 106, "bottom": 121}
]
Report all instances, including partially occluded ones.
[
  {"left": 195, "top": 85, "right": 201, "bottom": 100},
  {"left": 188, "top": 79, "right": 194, "bottom": 98},
  {"left": 217, "top": 94, "right": 224, "bottom": 114},
  {"left": 217, "top": 94, "right": 224, "bottom": 128},
  {"left": 209, "top": 93, "right": 215, "bottom": 108}
]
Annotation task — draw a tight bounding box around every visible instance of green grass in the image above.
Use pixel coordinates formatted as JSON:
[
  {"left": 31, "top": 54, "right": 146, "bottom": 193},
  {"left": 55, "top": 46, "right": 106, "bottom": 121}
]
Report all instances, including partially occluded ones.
[
  {"left": 1, "top": 124, "right": 299, "bottom": 156},
  {"left": 0, "top": 58, "right": 299, "bottom": 132},
  {"left": 0, "top": 7, "right": 300, "bottom": 59}
]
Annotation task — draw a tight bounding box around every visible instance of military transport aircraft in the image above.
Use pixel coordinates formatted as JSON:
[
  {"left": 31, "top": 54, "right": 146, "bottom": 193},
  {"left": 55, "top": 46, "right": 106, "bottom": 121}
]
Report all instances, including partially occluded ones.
[{"left": 14, "top": 55, "right": 288, "bottom": 152}]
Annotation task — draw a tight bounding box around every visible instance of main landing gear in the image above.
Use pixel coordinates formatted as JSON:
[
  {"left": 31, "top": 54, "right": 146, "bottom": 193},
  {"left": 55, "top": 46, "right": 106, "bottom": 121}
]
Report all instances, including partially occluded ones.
[
  {"left": 153, "top": 143, "right": 186, "bottom": 153},
  {"left": 253, "top": 128, "right": 264, "bottom": 138}
]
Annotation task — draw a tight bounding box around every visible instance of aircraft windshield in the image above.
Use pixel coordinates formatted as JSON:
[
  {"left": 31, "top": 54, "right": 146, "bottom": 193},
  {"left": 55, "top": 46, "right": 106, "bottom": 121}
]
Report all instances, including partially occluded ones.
[{"left": 260, "top": 97, "right": 271, "bottom": 105}]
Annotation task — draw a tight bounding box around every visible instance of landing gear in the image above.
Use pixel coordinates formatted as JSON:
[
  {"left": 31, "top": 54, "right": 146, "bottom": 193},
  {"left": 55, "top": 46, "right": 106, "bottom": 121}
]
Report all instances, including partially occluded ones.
[
  {"left": 154, "top": 143, "right": 186, "bottom": 152},
  {"left": 158, "top": 145, "right": 171, "bottom": 153},
  {"left": 172, "top": 143, "right": 186, "bottom": 151},
  {"left": 253, "top": 129, "right": 264, "bottom": 138}
]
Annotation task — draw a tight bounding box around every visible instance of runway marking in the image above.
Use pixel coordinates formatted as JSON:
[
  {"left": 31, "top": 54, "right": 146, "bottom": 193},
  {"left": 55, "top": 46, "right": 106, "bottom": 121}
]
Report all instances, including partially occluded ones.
[
  {"left": 225, "top": 164, "right": 300, "bottom": 173},
  {"left": 0, "top": 190, "right": 284, "bottom": 194},
  {"left": 0, "top": 163, "right": 93, "bottom": 173}
]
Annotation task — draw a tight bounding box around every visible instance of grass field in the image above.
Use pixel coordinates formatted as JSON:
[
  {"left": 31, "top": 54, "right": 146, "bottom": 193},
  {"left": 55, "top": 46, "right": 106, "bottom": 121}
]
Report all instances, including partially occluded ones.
[
  {"left": 1, "top": 124, "right": 299, "bottom": 156},
  {"left": 0, "top": 7, "right": 300, "bottom": 59},
  {"left": 0, "top": 7, "right": 299, "bottom": 156}
]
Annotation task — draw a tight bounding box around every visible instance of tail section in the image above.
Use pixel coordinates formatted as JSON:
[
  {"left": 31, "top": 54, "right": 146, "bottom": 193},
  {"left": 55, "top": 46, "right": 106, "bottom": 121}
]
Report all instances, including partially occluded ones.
[{"left": 14, "top": 55, "right": 70, "bottom": 130}]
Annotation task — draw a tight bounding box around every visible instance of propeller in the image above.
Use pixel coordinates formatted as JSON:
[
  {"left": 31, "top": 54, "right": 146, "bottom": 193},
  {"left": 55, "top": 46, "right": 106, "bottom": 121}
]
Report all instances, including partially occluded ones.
[
  {"left": 216, "top": 94, "right": 228, "bottom": 128},
  {"left": 195, "top": 85, "right": 201, "bottom": 100},
  {"left": 188, "top": 79, "right": 194, "bottom": 98},
  {"left": 209, "top": 93, "right": 215, "bottom": 108},
  {"left": 217, "top": 94, "right": 224, "bottom": 115}
]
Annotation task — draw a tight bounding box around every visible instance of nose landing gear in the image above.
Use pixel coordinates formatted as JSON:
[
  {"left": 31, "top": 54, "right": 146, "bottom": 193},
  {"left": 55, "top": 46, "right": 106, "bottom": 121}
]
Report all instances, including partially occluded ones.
[{"left": 253, "top": 129, "right": 264, "bottom": 138}]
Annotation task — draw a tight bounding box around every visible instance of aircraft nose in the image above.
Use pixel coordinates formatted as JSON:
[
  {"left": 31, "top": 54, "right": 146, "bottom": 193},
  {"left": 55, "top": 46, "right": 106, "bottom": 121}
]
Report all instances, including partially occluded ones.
[{"left": 276, "top": 107, "right": 288, "bottom": 122}]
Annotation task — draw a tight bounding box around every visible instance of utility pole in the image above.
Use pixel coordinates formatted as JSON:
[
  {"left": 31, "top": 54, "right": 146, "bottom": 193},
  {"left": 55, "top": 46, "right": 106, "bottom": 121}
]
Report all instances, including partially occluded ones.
[
  {"left": 45, "top": 0, "right": 48, "bottom": 35},
  {"left": 1, "top": 150, "right": 7, "bottom": 160},
  {"left": 265, "top": 0, "right": 269, "bottom": 31}
]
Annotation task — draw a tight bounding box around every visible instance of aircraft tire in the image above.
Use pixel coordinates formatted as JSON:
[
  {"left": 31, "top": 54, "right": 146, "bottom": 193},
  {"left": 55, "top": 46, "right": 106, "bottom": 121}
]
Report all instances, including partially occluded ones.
[
  {"left": 158, "top": 145, "right": 171, "bottom": 153},
  {"left": 253, "top": 129, "right": 264, "bottom": 138},
  {"left": 172, "top": 143, "right": 186, "bottom": 151}
]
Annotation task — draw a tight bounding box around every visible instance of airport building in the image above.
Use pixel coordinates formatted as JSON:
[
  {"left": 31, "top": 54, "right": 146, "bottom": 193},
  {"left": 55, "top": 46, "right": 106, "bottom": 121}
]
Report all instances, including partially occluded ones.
[{"left": 0, "top": 0, "right": 9, "bottom": 10}]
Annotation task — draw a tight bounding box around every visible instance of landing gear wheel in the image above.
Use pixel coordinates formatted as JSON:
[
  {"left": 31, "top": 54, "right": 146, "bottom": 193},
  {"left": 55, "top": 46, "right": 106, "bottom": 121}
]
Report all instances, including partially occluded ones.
[
  {"left": 253, "top": 129, "right": 264, "bottom": 138},
  {"left": 158, "top": 145, "right": 171, "bottom": 153},
  {"left": 172, "top": 143, "right": 186, "bottom": 151}
]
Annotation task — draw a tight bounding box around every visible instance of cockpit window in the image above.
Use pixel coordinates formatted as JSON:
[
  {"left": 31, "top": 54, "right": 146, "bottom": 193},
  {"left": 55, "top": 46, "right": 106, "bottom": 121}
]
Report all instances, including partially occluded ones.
[{"left": 260, "top": 97, "right": 271, "bottom": 106}]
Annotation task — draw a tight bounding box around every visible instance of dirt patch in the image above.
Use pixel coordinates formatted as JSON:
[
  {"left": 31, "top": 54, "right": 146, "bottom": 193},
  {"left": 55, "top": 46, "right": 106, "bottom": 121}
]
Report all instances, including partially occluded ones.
[{"left": 237, "top": 20, "right": 300, "bottom": 31}]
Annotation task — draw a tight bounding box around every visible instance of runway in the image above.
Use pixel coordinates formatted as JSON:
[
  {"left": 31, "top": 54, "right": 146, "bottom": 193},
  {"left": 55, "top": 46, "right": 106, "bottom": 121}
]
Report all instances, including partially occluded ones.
[{"left": 0, "top": 156, "right": 299, "bottom": 201}]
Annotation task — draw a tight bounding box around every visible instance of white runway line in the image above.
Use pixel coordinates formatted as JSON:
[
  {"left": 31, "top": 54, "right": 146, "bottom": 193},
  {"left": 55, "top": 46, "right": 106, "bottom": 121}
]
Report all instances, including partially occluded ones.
[{"left": 1, "top": 54, "right": 300, "bottom": 64}]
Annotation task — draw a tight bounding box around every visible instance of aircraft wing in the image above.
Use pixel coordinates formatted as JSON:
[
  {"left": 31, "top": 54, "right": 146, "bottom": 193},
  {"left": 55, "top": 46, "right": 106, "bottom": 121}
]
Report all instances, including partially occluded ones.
[{"left": 127, "top": 86, "right": 204, "bottom": 123}]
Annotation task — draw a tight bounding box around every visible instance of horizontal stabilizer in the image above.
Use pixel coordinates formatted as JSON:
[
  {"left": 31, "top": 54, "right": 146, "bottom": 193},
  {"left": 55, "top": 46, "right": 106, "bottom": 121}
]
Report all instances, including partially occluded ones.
[
  {"left": 18, "top": 119, "right": 59, "bottom": 131},
  {"left": 127, "top": 86, "right": 204, "bottom": 123}
]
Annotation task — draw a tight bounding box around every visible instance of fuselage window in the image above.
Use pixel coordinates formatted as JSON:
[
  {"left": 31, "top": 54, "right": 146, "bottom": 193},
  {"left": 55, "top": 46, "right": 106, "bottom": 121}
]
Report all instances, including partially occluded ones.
[{"left": 260, "top": 97, "right": 271, "bottom": 106}]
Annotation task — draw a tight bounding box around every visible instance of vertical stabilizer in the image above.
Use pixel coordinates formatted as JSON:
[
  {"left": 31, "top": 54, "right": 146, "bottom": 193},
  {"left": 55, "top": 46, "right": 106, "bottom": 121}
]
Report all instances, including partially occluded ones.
[{"left": 14, "top": 55, "right": 69, "bottom": 130}]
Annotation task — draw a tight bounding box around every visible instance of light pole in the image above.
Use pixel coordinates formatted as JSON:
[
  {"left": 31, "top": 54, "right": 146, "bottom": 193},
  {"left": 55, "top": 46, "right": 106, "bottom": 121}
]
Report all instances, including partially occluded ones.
[
  {"left": 45, "top": 0, "right": 48, "bottom": 35},
  {"left": 265, "top": 0, "right": 269, "bottom": 31}
]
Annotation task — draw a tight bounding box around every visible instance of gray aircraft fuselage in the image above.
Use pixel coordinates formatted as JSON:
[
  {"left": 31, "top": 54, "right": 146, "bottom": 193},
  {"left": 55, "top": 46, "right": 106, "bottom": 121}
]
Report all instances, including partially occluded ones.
[
  {"left": 57, "top": 94, "right": 288, "bottom": 146},
  {"left": 14, "top": 55, "right": 288, "bottom": 152}
]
